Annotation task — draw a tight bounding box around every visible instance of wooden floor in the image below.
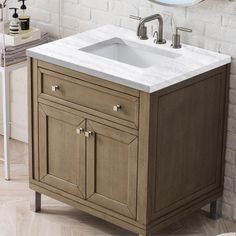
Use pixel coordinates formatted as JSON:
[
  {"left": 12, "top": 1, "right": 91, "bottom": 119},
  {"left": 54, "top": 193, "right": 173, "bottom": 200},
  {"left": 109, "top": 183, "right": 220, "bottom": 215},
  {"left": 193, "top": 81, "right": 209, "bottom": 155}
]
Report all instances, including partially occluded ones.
[{"left": 1, "top": 136, "right": 236, "bottom": 236}]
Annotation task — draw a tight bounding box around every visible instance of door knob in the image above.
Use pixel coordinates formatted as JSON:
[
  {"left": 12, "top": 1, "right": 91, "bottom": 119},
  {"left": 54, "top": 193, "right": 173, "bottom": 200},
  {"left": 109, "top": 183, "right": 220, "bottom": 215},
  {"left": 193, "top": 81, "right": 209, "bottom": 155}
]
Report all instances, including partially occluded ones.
[
  {"left": 76, "top": 128, "right": 84, "bottom": 134},
  {"left": 51, "top": 85, "right": 60, "bottom": 92},
  {"left": 85, "top": 131, "right": 94, "bottom": 138},
  {"left": 113, "top": 105, "right": 122, "bottom": 112}
]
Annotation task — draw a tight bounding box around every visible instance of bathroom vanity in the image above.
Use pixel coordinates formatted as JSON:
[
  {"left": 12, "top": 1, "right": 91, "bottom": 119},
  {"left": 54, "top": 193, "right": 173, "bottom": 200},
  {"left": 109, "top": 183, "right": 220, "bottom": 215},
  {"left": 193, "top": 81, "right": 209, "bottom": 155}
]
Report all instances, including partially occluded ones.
[{"left": 27, "top": 25, "right": 231, "bottom": 236}]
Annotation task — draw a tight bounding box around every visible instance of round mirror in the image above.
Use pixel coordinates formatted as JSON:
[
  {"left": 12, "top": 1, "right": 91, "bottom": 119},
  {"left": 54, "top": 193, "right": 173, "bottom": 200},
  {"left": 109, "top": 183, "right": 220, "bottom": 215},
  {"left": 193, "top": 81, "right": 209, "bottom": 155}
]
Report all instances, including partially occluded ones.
[{"left": 149, "top": 0, "right": 204, "bottom": 7}]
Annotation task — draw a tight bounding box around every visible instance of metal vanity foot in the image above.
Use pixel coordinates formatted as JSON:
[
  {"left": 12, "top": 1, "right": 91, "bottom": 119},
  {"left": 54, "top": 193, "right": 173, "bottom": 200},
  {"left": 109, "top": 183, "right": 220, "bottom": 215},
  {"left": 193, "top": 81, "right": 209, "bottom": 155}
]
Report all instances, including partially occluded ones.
[
  {"left": 31, "top": 192, "right": 41, "bottom": 212},
  {"left": 209, "top": 200, "right": 222, "bottom": 220}
]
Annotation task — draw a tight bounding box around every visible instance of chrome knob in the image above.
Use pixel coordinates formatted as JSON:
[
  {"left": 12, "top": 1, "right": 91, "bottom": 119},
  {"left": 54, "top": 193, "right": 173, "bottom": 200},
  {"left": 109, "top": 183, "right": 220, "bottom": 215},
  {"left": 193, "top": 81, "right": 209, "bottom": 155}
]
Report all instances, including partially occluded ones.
[
  {"left": 76, "top": 128, "right": 84, "bottom": 134},
  {"left": 85, "top": 131, "right": 94, "bottom": 138},
  {"left": 113, "top": 105, "right": 122, "bottom": 112},
  {"left": 51, "top": 85, "right": 60, "bottom": 92}
]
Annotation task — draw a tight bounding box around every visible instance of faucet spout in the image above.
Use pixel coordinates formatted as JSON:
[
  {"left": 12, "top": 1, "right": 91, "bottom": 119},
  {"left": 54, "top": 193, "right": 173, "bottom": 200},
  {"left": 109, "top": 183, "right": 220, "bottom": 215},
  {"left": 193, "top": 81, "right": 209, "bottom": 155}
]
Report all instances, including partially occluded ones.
[{"left": 136, "top": 14, "right": 166, "bottom": 44}]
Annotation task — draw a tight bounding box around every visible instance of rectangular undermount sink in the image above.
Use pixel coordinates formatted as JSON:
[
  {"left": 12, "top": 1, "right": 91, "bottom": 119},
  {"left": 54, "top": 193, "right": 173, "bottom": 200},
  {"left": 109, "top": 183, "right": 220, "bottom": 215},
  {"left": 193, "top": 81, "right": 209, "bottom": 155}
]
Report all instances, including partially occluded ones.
[{"left": 80, "top": 37, "right": 181, "bottom": 68}]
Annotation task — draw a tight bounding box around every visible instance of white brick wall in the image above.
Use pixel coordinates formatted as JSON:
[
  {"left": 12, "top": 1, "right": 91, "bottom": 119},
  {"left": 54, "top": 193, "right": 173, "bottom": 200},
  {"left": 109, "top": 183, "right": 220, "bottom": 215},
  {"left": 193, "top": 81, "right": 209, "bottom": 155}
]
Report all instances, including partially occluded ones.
[{"left": 2, "top": 0, "right": 236, "bottom": 220}]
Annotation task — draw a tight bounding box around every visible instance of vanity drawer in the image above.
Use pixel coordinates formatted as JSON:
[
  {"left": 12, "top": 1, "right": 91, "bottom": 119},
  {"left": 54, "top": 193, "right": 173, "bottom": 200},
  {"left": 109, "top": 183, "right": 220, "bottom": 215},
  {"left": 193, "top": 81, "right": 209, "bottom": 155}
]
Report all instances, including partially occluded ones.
[{"left": 38, "top": 69, "right": 139, "bottom": 128}]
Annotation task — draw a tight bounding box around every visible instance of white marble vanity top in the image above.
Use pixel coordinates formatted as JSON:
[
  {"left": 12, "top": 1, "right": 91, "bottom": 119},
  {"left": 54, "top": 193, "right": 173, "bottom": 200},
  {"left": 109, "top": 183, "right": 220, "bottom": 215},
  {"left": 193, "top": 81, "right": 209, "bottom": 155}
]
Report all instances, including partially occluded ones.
[{"left": 27, "top": 25, "right": 231, "bottom": 93}]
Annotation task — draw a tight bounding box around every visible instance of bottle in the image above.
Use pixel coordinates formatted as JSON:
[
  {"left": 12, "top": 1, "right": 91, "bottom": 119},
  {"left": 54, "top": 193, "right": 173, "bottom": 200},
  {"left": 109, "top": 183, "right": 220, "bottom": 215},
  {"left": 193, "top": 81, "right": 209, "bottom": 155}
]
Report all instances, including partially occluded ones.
[
  {"left": 9, "top": 8, "right": 20, "bottom": 35},
  {"left": 18, "top": 0, "right": 30, "bottom": 32}
]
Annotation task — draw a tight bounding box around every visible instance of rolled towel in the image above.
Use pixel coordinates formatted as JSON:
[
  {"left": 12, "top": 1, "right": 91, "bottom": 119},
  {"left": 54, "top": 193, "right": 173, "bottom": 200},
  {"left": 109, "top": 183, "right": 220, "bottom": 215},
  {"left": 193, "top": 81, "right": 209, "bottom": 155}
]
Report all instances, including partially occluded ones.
[{"left": 0, "top": 32, "right": 50, "bottom": 66}]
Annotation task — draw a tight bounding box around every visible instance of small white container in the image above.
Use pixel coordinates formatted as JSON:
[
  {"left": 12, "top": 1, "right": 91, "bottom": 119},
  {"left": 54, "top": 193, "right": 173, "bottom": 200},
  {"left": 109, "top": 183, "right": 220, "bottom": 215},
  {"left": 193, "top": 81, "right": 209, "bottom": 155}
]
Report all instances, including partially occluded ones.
[{"left": 0, "top": 27, "right": 41, "bottom": 46}]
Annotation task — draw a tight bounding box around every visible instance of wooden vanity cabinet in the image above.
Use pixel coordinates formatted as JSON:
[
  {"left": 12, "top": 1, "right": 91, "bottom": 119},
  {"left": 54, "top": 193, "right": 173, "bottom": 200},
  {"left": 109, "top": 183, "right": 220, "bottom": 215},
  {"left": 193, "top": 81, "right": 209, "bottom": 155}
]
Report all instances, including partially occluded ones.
[
  {"left": 38, "top": 102, "right": 138, "bottom": 218},
  {"left": 28, "top": 58, "right": 230, "bottom": 236},
  {"left": 38, "top": 104, "right": 86, "bottom": 199},
  {"left": 86, "top": 120, "right": 138, "bottom": 219}
]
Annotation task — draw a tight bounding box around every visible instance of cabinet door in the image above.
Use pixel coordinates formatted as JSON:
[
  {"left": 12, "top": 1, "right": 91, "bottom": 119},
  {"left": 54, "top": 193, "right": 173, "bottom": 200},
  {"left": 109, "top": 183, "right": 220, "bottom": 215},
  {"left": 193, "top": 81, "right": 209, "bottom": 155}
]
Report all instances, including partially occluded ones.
[
  {"left": 86, "top": 121, "right": 138, "bottom": 219},
  {"left": 38, "top": 104, "right": 86, "bottom": 199}
]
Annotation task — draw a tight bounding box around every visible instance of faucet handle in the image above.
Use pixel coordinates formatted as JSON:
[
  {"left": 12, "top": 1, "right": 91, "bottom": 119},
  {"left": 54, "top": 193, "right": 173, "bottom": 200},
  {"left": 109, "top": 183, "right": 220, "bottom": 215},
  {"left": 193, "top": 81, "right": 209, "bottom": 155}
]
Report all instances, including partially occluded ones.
[
  {"left": 171, "top": 26, "right": 192, "bottom": 49},
  {"left": 130, "top": 15, "right": 148, "bottom": 40},
  {"left": 129, "top": 15, "right": 142, "bottom": 21},
  {"left": 176, "top": 27, "right": 192, "bottom": 34}
]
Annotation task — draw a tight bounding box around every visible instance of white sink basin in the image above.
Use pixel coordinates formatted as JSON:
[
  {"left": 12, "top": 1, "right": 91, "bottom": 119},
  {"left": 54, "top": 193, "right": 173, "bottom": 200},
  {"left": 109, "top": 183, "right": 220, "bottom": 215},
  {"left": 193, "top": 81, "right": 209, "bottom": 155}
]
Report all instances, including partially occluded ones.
[{"left": 80, "top": 38, "right": 181, "bottom": 69}]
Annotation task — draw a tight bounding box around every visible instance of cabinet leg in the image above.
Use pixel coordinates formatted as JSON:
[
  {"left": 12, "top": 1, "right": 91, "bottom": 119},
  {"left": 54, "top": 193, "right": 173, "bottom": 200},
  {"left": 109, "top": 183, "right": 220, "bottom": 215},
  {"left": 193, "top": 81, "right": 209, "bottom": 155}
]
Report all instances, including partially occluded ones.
[
  {"left": 209, "top": 200, "right": 221, "bottom": 220},
  {"left": 31, "top": 192, "right": 41, "bottom": 212}
]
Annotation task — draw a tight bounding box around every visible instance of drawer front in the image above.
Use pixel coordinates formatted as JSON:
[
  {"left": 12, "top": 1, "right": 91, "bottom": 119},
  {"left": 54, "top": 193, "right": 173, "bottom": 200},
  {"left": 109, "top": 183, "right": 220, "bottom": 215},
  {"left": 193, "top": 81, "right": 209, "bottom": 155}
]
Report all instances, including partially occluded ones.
[{"left": 38, "top": 69, "right": 139, "bottom": 128}]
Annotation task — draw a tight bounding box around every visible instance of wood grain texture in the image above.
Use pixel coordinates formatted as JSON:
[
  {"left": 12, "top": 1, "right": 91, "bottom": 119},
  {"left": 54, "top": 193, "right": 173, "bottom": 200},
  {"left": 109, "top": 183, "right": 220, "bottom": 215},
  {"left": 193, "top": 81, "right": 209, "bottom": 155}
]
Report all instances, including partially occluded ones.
[
  {"left": 28, "top": 58, "right": 230, "bottom": 236},
  {"left": 38, "top": 97, "right": 139, "bottom": 136},
  {"left": 153, "top": 73, "right": 224, "bottom": 216},
  {"left": 146, "top": 65, "right": 230, "bottom": 234},
  {"left": 86, "top": 120, "right": 138, "bottom": 219},
  {"left": 38, "top": 60, "right": 140, "bottom": 97},
  {"left": 39, "top": 68, "right": 139, "bottom": 129},
  {"left": 30, "top": 58, "right": 39, "bottom": 181},
  {"left": 137, "top": 92, "right": 151, "bottom": 225},
  {"left": 38, "top": 104, "right": 86, "bottom": 199},
  {"left": 27, "top": 57, "right": 33, "bottom": 181},
  {"left": 220, "top": 64, "right": 231, "bottom": 190},
  {"left": 1, "top": 137, "right": 236, "bottom": 236}
]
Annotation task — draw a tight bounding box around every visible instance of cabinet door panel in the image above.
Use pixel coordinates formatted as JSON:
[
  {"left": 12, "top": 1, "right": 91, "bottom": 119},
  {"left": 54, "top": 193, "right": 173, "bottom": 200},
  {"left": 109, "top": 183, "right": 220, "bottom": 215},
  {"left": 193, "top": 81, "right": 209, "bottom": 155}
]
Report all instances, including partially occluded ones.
[
  {"left": 38, "top": 104, "right": 86, "bottom": 199},
  {"left": 86, "top": 121, "right": 138, "bottom": 219}
]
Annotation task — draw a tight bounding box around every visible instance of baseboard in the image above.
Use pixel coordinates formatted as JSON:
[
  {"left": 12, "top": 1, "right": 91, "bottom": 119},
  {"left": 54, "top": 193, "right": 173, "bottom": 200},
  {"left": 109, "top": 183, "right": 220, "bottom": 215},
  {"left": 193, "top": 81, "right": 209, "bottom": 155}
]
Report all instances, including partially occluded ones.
[{"left": 0, "top": 122, "right": 28, "bottom": 143}]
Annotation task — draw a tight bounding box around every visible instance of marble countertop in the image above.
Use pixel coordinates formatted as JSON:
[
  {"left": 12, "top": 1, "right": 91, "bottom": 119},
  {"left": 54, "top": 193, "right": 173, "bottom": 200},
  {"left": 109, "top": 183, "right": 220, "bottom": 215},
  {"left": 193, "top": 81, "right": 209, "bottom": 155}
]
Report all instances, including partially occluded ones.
[{"left": 27, "top": 25, "right": 231, "bottom": 93}]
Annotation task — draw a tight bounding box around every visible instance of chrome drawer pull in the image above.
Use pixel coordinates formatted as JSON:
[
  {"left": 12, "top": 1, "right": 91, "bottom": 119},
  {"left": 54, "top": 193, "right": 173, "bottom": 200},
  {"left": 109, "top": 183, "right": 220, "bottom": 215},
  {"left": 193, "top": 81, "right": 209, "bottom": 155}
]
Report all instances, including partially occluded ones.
[
  {"left": 51, "top": 85, "right": 60, "bottom": 92},
  {"left": 76, "top": 128, "right": 84, "bottom": 134},
  {"left": 113, "top": 105, "right": 122, "bottom": 112},
  {"left": 85, "top": 131, "right": 94, "bottom": 138}
]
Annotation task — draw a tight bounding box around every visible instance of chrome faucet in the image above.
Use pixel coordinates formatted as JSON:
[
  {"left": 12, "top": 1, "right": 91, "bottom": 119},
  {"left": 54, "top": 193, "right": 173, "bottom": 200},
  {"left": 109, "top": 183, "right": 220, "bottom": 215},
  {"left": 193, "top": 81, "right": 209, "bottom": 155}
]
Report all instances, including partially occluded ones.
[{"left": 130, "top": 14, "right": 166, "bottom": 44}]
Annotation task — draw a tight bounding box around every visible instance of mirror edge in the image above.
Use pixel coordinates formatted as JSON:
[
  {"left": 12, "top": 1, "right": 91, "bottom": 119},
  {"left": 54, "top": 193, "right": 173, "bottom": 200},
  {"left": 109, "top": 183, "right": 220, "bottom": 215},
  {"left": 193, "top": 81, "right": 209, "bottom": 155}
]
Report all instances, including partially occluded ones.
[{"left": 148, "top": 0, "right": 205, "bottom": 7}]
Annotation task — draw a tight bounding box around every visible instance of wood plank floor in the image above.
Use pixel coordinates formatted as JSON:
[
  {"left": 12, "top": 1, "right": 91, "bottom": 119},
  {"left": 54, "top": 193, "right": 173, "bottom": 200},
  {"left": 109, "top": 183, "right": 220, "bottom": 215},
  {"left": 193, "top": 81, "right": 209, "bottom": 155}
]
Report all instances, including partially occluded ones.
[{"left": 0, "top": 136, "right": 236, "bottom": 236}]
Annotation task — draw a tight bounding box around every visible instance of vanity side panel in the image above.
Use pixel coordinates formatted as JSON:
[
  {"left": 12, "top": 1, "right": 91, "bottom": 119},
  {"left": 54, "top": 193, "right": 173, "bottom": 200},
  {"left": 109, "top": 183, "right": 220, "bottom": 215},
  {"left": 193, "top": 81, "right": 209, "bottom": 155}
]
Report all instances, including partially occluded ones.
[
  {"left": 28, "top": 57, "right": 33, "bottom": 181},
  {"left": 220, "top": 64, "right": 230, "bottom": 191},
  {"left": 28, "top": 57, "right": 39, "bottom": 181},
  {"left": 136, "top": 92, "right": 151, "bottom": 225},
  {"left": 148, "top": 65, "right": 230, "bottom": 229},
  {"left": 136, "top": 91, "right": 159, "bottom": 231}
]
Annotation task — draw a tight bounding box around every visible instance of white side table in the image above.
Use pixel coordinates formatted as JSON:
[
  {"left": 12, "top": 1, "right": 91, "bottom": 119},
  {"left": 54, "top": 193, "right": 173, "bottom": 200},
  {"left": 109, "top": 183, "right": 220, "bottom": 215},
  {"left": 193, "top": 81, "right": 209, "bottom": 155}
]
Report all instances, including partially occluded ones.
[{"left": 0, "top": 61, "right": 27, "bottom": 180}]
